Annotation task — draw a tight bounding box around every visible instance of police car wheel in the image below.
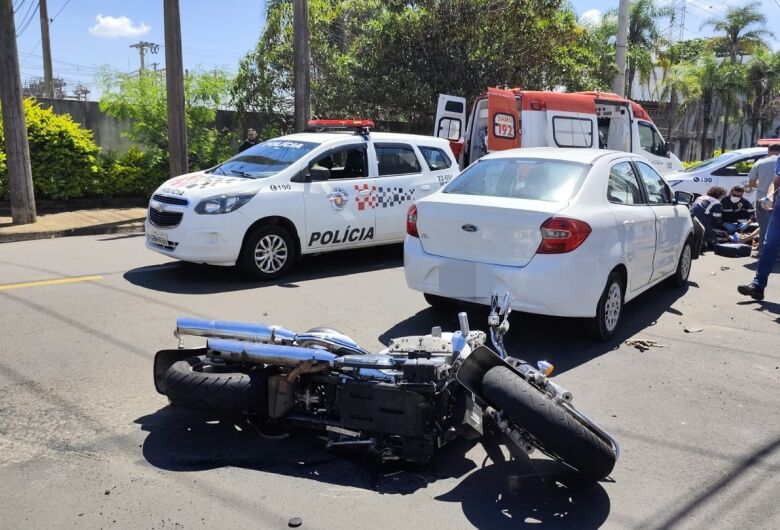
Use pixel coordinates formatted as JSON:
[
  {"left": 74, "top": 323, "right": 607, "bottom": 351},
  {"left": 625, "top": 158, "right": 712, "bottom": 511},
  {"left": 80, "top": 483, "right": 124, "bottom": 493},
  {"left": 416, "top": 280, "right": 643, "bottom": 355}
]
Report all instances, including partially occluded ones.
[
  {"left": 590, "top": 272, "right": 623, "bottom": 342},
  {"left": 240, "top": 225, "right": 296, "bottom": 280}
]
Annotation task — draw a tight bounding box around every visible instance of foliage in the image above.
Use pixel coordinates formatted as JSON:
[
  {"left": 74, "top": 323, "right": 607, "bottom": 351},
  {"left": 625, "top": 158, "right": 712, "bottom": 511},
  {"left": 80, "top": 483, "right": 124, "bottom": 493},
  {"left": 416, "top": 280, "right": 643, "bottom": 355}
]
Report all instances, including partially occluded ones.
[
  {"left": 233, "top": 0, "right": 607, "bottom": 131},
  {"left": 703, "top": 2, "right": 772, "bottom": 62},
  {"left": 99, "top": 68, "right": 237, "bottom": 171},
  {"left": 97, "top": 147, "right": 168, "bottom": 198},
  {"left": 0, "top": 98, "right": 100, "bottom": 200}
]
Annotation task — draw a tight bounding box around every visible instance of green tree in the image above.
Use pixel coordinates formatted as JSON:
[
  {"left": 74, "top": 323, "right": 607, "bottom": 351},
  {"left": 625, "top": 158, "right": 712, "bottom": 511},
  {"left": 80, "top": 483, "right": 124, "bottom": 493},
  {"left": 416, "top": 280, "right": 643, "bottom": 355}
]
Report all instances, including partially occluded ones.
[
  {"left": 692, "top": 54, "right": 721, "bottom": 160},
  {"left": 745, "top": 48, "right": 780, "bottom": 144},
  {"left": 99, "top": 68, "right": 236, "bottom": 171},
  {"left": 659, "top": 62, "right": 700, "bottom": 141},
  {"left": 703, "top": 2, "right": 772, "bottom": 151}
]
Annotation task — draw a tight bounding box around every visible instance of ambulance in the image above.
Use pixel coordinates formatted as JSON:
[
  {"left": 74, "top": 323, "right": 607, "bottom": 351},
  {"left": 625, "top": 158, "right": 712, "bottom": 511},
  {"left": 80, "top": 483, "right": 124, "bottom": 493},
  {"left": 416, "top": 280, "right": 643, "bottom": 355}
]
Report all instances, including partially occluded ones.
[{"left": 434, "top": 88, "right": 684, "bottom": 175}]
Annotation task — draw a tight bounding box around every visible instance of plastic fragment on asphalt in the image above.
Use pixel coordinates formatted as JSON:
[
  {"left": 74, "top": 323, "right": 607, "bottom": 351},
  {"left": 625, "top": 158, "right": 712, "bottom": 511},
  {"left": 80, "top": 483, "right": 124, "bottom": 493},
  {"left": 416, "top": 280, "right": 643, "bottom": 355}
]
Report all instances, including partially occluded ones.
[
  {"left": 289, "top": 517, "right": 303, "bottom": 527},
  {"left": 683, "top": 325, "right": 703, "bottom": 333}
]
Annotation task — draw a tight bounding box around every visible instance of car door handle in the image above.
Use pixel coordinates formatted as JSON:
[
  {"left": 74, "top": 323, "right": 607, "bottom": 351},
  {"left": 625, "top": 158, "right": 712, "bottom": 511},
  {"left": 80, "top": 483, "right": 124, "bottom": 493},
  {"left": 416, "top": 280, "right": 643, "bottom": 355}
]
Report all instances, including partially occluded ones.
[
  {"left": 358, "top": 189, "right": 371, "bottom": 196},
  {"left": 420, "top": 184, "right": 432, "bottom": 190}
]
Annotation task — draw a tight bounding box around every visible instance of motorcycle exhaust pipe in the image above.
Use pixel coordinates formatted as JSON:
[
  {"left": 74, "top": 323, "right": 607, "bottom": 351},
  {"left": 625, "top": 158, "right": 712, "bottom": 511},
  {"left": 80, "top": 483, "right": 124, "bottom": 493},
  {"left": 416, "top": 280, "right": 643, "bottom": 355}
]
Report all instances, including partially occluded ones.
[
  {"left": 176, "top": 317, "right": 297, "bottom": 343},
  {"left": 207, "top": 338, "right": 337, "bottom": 367}
]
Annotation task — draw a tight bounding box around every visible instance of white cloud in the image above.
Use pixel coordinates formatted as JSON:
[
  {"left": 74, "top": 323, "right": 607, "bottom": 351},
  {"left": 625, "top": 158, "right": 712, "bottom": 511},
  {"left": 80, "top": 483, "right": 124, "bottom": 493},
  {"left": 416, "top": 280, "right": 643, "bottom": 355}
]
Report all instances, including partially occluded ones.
[
  {"left": 580, "top": 8, "right": 603, "bottom": 27},
  {"left": 89, "top": 14, "right": 150, "bottom": 39}
]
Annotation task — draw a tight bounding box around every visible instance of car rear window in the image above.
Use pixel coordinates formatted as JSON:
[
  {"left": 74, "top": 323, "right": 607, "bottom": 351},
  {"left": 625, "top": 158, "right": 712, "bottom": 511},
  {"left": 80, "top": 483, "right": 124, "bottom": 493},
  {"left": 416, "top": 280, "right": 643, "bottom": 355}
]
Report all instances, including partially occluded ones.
[
  {"left": 444, "top": 158, "right": 589, "bottom": 202},
  {"left": 419, "top": 146, "right": 452, "bottom": 171}
]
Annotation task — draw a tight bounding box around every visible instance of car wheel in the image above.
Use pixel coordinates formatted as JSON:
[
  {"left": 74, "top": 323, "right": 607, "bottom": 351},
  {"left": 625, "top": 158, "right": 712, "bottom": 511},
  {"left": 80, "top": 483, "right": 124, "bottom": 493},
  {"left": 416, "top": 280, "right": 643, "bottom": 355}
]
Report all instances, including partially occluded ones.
[
  {"left": 423, "top": 293, "right": 457, "bottom": 310},
  {"left": 590, "top": 272, "right": 623, "bottom": 342},
  {"left": 239, "top": 224, "right": 296, "bottom": 281},
  {"left": 668, "top": 238, "right": 693, "bottom": 288}
]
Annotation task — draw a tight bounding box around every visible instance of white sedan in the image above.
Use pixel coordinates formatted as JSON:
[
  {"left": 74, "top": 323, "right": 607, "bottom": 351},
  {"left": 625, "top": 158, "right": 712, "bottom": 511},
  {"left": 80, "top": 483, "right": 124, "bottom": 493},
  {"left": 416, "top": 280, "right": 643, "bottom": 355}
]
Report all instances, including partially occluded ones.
[{"left": 404, "top": 148, "right": 695, "bottom": 340}]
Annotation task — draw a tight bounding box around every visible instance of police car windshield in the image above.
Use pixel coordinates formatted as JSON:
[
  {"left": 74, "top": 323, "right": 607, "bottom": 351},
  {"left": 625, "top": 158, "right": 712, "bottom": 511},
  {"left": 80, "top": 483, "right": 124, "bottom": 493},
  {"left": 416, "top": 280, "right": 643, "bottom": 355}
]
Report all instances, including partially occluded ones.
[
  {"left": 210, "top": 140, "right": 319, "bottom": 178},
  {"left": 682, "top": 152, "right": 737, "bottom": 173}
]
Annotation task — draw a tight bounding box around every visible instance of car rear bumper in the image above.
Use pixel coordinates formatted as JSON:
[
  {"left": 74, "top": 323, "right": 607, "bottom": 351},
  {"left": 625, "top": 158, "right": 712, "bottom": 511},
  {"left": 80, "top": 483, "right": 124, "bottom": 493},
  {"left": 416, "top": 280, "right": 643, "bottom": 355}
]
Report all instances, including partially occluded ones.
[{"left": 403, "top": 236, "right": 604, "bottom": 318}]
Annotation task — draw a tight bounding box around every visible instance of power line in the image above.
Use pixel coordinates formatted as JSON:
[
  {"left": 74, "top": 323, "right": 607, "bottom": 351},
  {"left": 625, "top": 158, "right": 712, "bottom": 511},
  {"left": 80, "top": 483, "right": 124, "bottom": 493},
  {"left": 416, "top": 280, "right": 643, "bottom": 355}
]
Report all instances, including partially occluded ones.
[
  {"left": 15, "top": 0, "right": 39, "bottom": 36},
  {"left": 50, "top": 0, "right": 71, "bottom": 21}
]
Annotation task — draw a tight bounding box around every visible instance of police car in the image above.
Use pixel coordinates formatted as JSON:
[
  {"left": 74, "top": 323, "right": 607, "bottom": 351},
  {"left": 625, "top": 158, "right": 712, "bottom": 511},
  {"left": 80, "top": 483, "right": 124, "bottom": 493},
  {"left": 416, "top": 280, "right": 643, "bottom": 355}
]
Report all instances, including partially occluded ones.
[{"left": 145, "top": 120, "right": 458, "bottom": 279}]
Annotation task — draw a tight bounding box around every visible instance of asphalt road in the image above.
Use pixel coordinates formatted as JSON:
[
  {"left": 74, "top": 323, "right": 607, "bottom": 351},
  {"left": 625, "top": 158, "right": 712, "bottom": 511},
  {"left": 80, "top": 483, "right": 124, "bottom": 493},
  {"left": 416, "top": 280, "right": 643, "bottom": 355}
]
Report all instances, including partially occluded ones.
[{"left": 1, "top": 234, "right": 779, "bottom": 529}]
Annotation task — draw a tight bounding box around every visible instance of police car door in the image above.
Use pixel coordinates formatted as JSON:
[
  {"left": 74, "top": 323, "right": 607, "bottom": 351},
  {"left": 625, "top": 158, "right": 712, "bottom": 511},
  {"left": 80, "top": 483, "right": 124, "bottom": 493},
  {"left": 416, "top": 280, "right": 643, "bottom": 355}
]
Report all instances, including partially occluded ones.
[
  {"left": 371, "top": 142, "right": 433, "bottom": 242},
  {"left": 302, "top": 142, "right": 376, "bottom": 251}
]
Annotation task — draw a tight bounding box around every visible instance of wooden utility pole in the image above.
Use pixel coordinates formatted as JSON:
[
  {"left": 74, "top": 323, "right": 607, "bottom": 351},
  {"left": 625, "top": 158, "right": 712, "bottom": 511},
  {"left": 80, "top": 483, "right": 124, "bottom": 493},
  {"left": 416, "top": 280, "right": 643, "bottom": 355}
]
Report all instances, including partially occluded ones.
[
  {"left": 613, "top": 0, "right": 630, "bottom": 97},
  {"left": 0, "top": 0, "right": 36, "bottom": 224},
  {"left": 293, "top": 0, "right": 310, "bottom": 132},
  {"left": 38, "top": 0, "right": 54, "bottom": 99},
  {"left": 163, "top": 0, "right": 188, "bottom": 177}
]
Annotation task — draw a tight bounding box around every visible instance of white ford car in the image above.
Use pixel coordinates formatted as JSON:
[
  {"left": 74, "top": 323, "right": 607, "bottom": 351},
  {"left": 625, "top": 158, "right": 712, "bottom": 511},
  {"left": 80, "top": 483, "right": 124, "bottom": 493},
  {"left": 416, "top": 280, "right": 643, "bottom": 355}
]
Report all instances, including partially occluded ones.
[
  {"left": 404, "top": 148, "right": 695, "bottom": 340},
  {"left": 145, "top": 122, "right": 458, "bottom": 279}
]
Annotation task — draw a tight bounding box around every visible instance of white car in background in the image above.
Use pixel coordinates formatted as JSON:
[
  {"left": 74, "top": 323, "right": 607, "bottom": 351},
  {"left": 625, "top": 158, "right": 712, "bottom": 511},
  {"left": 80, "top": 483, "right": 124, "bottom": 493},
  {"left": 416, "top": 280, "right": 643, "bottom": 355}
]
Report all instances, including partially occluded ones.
[
  {"left": 145, "top": 121, "right": 458, "bottom": 280},
  {"left": 404, "top": 148, "right": 695, "bottom": 341},
  {"left": 665, "top": 147, "right": 768, "bottom": 201}
]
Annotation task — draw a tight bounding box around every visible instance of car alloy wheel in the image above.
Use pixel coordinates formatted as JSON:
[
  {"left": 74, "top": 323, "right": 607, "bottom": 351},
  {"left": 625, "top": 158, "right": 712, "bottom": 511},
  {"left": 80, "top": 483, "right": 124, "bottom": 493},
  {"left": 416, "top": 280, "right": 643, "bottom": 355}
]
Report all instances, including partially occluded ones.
[
  {"left": 604, "top": 282, "right": 622, "bottom": 333},
  {"left": 254, "top": 234, "right": 288, "bottom": 274},
  {"left": 680, "top": 244, "right": 692, "bottom": 281}
]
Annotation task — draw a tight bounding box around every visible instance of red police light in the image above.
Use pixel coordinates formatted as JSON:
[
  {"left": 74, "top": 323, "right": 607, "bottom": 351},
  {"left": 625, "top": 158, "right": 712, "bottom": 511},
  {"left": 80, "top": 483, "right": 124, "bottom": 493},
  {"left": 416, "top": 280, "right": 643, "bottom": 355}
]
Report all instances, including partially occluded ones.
[{"left": 307, "top": 119, "right": 374, "bottom": 128}]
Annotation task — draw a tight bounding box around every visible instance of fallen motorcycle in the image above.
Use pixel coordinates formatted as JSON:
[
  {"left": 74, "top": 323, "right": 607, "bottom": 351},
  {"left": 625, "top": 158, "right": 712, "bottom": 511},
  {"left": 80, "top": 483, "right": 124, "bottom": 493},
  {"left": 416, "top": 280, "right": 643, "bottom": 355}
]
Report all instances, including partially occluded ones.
[{"left": 153, "top": 295, "right": 619, "bottom": 479}]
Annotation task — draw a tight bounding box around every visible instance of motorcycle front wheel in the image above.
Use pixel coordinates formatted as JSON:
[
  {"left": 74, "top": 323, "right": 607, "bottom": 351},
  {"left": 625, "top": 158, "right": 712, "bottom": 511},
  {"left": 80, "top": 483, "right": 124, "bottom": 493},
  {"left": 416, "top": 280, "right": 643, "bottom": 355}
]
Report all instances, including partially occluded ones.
[
  {"left": 163, "top": 355, "right": 267, "bottom": 412},
  {"left": 481, "top": 366, "right": 616, "bottom": 480}
]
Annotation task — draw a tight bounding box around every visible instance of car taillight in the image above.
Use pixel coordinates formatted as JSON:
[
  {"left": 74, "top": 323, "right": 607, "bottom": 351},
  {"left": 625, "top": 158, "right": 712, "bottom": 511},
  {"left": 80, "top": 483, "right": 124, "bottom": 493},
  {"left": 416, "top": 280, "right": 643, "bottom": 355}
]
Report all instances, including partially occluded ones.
[
  {"left": 406, "top": 204, "right": 419, "bottom": 237},
  {"left": 538, "top": 217, "right": 591, "bottom": 254}
]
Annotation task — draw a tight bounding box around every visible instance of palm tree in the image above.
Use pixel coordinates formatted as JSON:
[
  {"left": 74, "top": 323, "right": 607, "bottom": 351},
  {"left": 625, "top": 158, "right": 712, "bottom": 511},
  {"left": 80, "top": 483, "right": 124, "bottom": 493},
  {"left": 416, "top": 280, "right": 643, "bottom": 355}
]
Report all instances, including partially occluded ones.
[
  {"left": 703, "top": 2, "right": 772, "bottom": 151},
  {"left": 746, "top": 49, "right": 780, "bottom": 145},
  {"left": 625, "top": 0, "right": 673, "bottom": 98},
  {"left": 693, "top": 54, "right": 720, "bottom": 160},
  {"left": 659, "top": 62, "right": 700, "bottom": 143}
]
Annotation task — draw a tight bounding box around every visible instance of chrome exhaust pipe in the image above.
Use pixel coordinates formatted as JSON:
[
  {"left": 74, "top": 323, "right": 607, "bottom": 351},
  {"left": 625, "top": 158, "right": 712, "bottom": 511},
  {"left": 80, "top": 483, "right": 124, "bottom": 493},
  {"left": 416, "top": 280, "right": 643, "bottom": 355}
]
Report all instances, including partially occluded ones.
[
  {"left": 176, "top": 317, "right": 296, "bottom": 343},
  {"left": 207, "top": 338, "right": 337, "bottom": 367}
]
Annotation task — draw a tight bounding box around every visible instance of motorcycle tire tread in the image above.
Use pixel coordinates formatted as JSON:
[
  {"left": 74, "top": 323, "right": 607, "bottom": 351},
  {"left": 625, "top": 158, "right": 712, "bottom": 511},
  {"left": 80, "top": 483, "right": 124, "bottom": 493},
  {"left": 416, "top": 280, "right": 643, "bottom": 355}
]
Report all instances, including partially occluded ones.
[
  {"left": 481, "top": 366, "right": 616, "bottom": 480},
  {"left": 164, "top": 356, "right": 266, "bottom": 412}
]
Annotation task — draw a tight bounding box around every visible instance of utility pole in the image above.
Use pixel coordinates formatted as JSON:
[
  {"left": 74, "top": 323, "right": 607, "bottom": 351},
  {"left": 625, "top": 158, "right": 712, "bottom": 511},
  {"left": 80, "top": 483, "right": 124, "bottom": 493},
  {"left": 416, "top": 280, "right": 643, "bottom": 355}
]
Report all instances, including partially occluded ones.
[
  {"left": 163, "top": 0, "right": 188, "bottom": 177},
  {"left": 293, "top": 0, "right": 310, "bottom": 132},
  {"left": 0, "top": 0, "right": 36, "bottom": 224},
  {"left": 38, "top": 0, "right": 54, "bottom": 98},
  {"left": 130, "top": 41, "right": 160, "bottom": 73},
  {"left": 613, "top": 0, "right": 630, "bottom": 97}
]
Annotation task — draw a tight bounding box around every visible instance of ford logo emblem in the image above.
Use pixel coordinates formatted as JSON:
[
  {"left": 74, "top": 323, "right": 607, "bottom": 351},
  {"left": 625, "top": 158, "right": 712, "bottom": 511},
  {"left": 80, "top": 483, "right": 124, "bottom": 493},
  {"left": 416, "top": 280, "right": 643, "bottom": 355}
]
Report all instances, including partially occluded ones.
[{"left": 461, "top": 224, "right": 478, "bottom": 233}]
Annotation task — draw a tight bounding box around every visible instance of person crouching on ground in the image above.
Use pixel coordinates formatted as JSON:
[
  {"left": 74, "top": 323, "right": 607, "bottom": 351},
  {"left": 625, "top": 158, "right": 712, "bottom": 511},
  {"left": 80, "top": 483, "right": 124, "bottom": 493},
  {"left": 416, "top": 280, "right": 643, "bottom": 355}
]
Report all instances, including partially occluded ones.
[
  {"left": 691, "top": 186, "right": 726, "bottom": 251},
  {"left": 720, "top": 185, "right": 754, "bottom": 234},
  {"left": 738, "top": 160, "right": 780, "bottom": 301}
]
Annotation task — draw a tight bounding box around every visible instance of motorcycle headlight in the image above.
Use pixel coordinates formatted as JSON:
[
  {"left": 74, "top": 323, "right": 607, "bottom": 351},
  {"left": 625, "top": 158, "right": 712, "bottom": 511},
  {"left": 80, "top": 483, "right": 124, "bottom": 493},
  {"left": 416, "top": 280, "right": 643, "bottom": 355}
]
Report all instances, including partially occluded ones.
[{"left": 195, "top": 193, "right": 255, "bottom": 215}]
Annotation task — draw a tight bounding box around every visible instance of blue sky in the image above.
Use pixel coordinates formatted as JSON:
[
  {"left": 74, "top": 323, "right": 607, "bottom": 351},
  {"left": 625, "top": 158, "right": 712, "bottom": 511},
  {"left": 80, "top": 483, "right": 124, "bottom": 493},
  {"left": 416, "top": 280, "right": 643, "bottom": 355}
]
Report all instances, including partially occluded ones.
[{"left": 12, "top": 0, "right": 780, "bottom": 100}]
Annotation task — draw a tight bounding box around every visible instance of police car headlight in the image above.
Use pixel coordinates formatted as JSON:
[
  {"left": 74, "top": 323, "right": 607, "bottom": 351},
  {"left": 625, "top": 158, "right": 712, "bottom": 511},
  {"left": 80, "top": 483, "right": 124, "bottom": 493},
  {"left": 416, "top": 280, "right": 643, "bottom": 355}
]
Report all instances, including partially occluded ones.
[
  {"left": 195, "top": 193, "right": 255, "bottom": 215},
  {"left": 667, "top": 180, "right": 683, "bottom": 187}
]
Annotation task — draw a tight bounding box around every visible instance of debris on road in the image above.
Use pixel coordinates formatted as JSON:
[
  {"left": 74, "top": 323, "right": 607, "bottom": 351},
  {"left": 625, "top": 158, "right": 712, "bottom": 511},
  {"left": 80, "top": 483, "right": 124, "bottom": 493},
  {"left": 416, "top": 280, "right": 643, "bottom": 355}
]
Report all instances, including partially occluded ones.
[
  {"left": 625, "top": 339, "right": 667, "bottom": 352},
  {"left": 683, "top": 325, "right": 703, "bottom": 333},
  {"left": 289, "top": 517, "right": 303, "bottom": 527}
]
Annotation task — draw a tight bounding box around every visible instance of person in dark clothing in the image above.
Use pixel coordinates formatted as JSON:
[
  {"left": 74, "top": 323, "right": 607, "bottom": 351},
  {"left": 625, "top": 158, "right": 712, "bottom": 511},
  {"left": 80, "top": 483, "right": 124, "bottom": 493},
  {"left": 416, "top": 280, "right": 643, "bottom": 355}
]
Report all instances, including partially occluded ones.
[
  {"left": 690, "top": 186, "right": 726, "bottom": 250},
  {"left": 237, "top": 128, "right": 258, "bottom": 153},
  {"left": 719, "top": 185, "right": 755, "bottom": 233}
]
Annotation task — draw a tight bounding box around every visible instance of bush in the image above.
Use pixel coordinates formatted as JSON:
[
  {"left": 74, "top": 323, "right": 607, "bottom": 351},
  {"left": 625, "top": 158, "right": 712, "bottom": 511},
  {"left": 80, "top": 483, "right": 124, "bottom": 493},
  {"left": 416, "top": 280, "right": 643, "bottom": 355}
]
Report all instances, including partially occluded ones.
[
  {"left": 97, "top": 147, "right": 168, "bottom": 198},
  {"left": 0, "top": 99, "right": 101, "bottom": 200}
]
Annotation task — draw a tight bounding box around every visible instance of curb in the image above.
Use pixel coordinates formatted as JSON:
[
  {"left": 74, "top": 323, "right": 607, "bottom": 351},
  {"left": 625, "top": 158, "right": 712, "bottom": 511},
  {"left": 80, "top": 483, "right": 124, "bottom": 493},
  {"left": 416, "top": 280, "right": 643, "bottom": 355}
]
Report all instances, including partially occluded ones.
[{"left": 0, "top": 218, "right": 146, "bottom": 244}]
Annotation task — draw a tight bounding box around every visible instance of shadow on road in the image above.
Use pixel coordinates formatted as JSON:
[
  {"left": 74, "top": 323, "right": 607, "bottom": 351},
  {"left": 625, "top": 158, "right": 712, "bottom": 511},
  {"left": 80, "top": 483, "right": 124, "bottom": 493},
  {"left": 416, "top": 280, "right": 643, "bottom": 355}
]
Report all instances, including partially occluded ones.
[
  {"left": 380, "top": 282, "right": 694, "bottom": 375},
  {"left": 123, "top": 244, "right": 403, "bottom": 295},
  {"left": 136, "top": 407, "right": 610, "bottom": 528}
]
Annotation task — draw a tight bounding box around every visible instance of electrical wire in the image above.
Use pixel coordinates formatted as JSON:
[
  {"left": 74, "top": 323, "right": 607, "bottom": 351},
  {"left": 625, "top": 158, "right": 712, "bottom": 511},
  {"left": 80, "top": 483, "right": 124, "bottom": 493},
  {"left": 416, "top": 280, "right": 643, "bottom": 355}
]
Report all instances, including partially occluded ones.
[
  {"left": 15, "top": 0, "right": 39, "bottom": 37},
  {"left": 51, "top": 0, "right": 71, "bottom": 22}
]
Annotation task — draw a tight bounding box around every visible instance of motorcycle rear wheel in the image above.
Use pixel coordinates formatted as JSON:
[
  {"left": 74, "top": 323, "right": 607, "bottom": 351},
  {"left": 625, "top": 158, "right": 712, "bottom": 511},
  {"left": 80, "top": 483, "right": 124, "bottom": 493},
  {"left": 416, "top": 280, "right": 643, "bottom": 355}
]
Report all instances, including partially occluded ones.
[
  {"left": 163, "top": 355, "right": 267, "bottom": 412},
  {"left": 481, "top": 366, "right": 616, "bottom": 480}
]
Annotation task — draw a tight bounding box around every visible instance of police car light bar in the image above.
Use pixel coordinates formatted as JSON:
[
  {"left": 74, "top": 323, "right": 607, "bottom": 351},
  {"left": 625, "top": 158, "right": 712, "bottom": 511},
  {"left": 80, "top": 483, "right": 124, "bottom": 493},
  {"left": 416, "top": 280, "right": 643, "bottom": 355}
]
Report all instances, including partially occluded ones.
[{"left": 307, "top": 119, "right": 374, "bottom": 128}]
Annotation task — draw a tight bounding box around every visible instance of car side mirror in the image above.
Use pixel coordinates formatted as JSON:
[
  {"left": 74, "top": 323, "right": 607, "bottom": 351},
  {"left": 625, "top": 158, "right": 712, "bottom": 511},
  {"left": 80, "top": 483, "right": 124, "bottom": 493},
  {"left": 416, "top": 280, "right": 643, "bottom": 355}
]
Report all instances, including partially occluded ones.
[
  {"left": 308, "top": 167, "right": 331, "bottom": 181},
  {"left": 674, "top": 190, "right": 693, "bottom": 206}
]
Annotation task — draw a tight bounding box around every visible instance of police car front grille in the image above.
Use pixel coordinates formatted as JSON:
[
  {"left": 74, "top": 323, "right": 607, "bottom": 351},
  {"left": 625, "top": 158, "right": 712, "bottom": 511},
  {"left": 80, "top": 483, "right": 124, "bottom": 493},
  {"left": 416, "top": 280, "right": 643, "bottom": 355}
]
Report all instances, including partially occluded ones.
[
  {"left": 152, "top": 194, "right": 189, "bottom": 206},
  {"left": 148, "top": 208, "right": 183, "bottom": 228}
]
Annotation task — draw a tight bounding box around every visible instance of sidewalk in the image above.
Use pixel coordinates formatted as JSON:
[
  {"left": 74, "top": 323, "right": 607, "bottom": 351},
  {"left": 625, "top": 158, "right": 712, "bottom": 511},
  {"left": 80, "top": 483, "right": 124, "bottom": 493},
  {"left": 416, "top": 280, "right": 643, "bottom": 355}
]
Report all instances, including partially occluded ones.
[{"left": 0, "top": 207, "right": 146, "bottom": 243}]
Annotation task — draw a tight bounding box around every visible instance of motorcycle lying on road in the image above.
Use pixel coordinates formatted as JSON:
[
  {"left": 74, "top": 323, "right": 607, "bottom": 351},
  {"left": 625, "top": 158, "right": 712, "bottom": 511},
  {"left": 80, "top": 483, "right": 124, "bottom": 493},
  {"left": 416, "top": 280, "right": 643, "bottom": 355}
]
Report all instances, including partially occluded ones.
[{"left": 153, "top": 295, "right": 619, "bottom": 479}]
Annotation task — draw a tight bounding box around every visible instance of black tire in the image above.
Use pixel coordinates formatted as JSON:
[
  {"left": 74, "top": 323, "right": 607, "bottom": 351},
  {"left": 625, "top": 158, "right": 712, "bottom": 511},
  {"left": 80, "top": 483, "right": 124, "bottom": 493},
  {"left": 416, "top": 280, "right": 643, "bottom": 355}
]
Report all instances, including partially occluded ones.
[
  {"left": 590, "top": 271, "right": 624, "bottom": 342},
  {"left": 423, "top": 293, "right": 457, "bottom": 310},
  {"left": 668, "top": 238, "right": 693, "bottom": 288},
  {"left": 163, "top": 356, "right": 267, "bottom": 412},
  {"left": 239, "top": 224, "right": 297, "bottom": 281},
  {"left": 481, "top": 366, "right": 616, "bottom": 480}
]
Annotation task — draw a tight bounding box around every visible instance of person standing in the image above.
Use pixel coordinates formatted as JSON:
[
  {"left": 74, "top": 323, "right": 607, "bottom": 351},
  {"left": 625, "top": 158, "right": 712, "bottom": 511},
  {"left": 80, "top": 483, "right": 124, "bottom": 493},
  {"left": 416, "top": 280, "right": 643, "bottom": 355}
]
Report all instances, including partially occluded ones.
[
  {"left": 746, "top": 144, "right": 780, "bottom": 256},
  {"left": 738, "top": 157, "right": 780, "bottom": 300},
  {"left": 237, "top": 128, "right": 258, "bottom": 153}
]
